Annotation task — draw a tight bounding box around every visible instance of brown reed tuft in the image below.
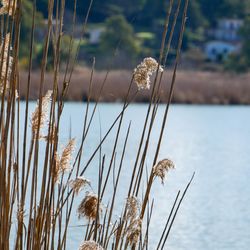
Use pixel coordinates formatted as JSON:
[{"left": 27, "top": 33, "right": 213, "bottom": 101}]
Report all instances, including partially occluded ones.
[
  {"left": 125, "top": 217, "right": 142, "bottom": 246},
  {"left": 153, "top": 158, "right": 175, "bottom": 184},
  {"left": 16, "top": 205, "right": 25, "bottom": 223},
  {"left": 69, "top": 176, "right": 91, "bottom": 195},
  {"left": 78, "top": 192, "right": 101, "bottom": 220},
  {"left": 0, "top": 33, "right": 13, "bottom": 94},
  {"left": 79, "top": 240, "right": 104, "bottom": 250},
  {"left": 133, "top": 57, "right": 163, "bottom": 90},
  {"left": 52, "top": 138, "right": 76, "bottom": 184},
  {"left": 53, "top": 152, "right": 61, "bottom": 184},
  {"left": 59, "top": 138, "right": 76, "bottom": 172},
  {"left": 126, "top": 196, "right": 141, "bottom": 221},
  {"left": 31, "top": 90, "right": 53, "bottom": 137},
  {"left": 0, "top": 0, "right": 16, "bottom": 16}
]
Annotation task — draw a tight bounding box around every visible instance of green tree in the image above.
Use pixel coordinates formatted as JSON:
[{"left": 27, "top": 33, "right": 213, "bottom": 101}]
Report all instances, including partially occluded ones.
[
  {"left": 200, "top": 0, "right": 248, "bottom": 26},
  {"left": 108, "top": 0, "right": 146, "bottom": 17},
  {"left": 239, "top": 15, "right": 250, "bottom": 66},
  {"left": 225, "top": 15, "right": 250, "bottom": 72},
  {"left": 19, "top": 0, "right": 44, "bottom": 64},
  {"left": 187, "top": 0, "right": 208, "bottom": 30},
  {"left": 99, "top": 14, "right": 140, "bottom": 57}
]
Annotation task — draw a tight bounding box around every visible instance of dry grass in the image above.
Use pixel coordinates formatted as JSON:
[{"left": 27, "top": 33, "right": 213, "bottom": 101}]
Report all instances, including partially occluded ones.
[{"left": 19, "top": 68, "right": 250, "bottom": 104}]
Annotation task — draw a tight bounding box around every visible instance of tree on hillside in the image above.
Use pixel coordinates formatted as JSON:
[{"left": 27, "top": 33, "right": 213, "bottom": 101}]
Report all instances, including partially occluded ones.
[
  {"left": 200, "top": 0, "right": 248, "bottom": 26},
  {"left": 187, "top": 0, "right": 208, "bottom": 30},
  {"left": 225, "top": 15, "right": 250, "bottom": 72},
  {"left": 99, "top": 15, "right": 140, "bottom": 58},
  {"left": 19, "top": 0, "right": 44, "bottom": 64},
  {"left": 108, "top": 0, "right": 146, "bottom": 17},
  {"left": 36, "top": 0, "right": 48, "bottom": 17},
  {"left": 239, "top": 15, "right": 250, "bottom": 66}
]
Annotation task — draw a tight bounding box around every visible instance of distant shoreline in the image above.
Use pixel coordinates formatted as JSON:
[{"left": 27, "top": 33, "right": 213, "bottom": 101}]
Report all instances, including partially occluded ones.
[{"left": 19, "top": 68, "right": 250, "bottom": 105}]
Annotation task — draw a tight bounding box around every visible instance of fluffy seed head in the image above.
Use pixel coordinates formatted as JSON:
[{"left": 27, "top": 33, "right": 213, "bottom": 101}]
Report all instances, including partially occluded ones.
[
  {"left": 133, "top": 57, "right": 163, "bottom": 90},
  {"left": 17, "top": 205, "right": 25, "bottom": 222},
  {"left": 79, "top": 240, "right": 103, "bottom": 250},
  {"left": 31, "top": 90, "right": 52, "bottom": 137},
  {"left": 59, "top": 138, "right": 75, "bottom": 172},
  {"left": 69, "top": 176, "right": 91, "bottom": 195},
  {"left": 78, "top": 192, "right": 101, "bottom": 220},
  {"left": 153, "top": 159, "right": 175, "bottom": 184},
  {"left": 53, "top": 153, "right": 61, "bottom": 184},
  {"left": 0, "top": 0, "right": 16, "bottom": 16},
  {"left": 126, "top": 196, "right": 140, "bottom": 220},
  {"left": 0, "top": 33, "right": 13, "bottom": 94},
  {"left": 143, "top": 57, "right": 163, "bottom": 72},
  {"left": 126, "top": 218, "right": 142, "bottom": 246},
  {"left": 53, "top": 139, "right": 75, "bottom": 184}
]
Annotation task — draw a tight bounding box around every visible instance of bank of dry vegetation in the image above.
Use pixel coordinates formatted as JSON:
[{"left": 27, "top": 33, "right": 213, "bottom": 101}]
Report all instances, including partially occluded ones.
[{"left": 19, "top": 69, "right": 250, "bottom": 104}]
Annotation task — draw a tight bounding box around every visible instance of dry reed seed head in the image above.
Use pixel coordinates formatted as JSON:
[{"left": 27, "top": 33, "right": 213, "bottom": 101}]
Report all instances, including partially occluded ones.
[
  {"left": 13, "top": 162, "right": 18, "bottom": 172},
  {"left": 50, "top": 209, "right": 56, "bottom": 227},
  {"left": 133, "top": 65, "right": 151, "bottom": 90},
  {"left": 15, "top": 89, "right": 19, "bottom": 99},
  {"left": 0, "top": 0, "right": 16, "bottom": 16},
  {"left": 153, "top": 158, "right": 175, "bottom": 184},
  {"left": 126, "top": 218, "right": 142, "bottom": 246},
  {"left": 31, "top": 90, "right": 53, "bottom": 137},
  {"left": 126, "top": 196, "right": 141, "bottom": 220},
  {"left": 143, "top": 57, "right": 163, "bottom": 73},
  {"left": 79, "top": 240, "right": 104, "bottom": 250},
  {"left": 0, "top": 33, "right": 13, "bottom": 94},
  {"left": 16, "top": 205, "right": 25, "bottom": 222},
  {"left": 59, "top": 138, "right": 76, "bottom": 172},
  {"left": 53, "top": 152, "right": 61, "bottom": 184},
  {"left": 78, "top": 192, "right": 101, "bottom": 220},
  {"left": 69, "top": 176, "right": 91, "bottom": 195},
  {"left": 133, "top": 57, "right": 163, "bottom": 90}
]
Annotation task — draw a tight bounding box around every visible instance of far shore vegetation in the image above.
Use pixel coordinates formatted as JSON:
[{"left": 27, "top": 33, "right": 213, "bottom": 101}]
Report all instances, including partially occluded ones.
[
  {"left": 19, "top": 0, "right": 250, "bottom": 72},
  {"left": 14, "top": 0, "right": 250, "bottom": 104}
]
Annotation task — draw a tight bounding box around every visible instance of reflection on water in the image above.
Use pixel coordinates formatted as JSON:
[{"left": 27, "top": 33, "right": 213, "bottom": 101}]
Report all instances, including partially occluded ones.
[{"left": 20, "top": 103, "right": 250, "bottom": 250}]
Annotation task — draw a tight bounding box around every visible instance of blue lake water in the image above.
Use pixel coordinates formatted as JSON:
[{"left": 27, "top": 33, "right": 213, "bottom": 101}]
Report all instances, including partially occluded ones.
[{"left": 19, "top": 103, "right": 250, "bottom": 249}]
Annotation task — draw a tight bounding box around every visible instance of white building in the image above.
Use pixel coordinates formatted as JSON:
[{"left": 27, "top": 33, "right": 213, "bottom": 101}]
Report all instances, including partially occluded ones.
[
  {"left": 205, "top": 19, "right": 243, "bottom": 61},
  {"left": 88, "top": 27, "right": 105, "bottom": 44},
  {"left": 213, "top": 19, "right": 243, "bottom": 42},
  {"left": 205, "top": 41, "right": 240, "bottom": 61}
]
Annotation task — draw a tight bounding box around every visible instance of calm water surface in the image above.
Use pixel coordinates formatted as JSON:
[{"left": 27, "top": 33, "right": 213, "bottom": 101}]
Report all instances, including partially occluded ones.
[{"left": 21, "top": 103, "right": 250, "bottom": 249}]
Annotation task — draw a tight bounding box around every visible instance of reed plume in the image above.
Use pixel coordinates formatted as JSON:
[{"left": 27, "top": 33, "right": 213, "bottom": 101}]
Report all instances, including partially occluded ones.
[
  {"left": 126, "top": 196, "right": 141, "bottom": 220},
  {"left": 53, "top": 152, "right": 61, "bottom": 184},
  {"left": 153, "top": 158, "right": 175, "bottom": 184},
  {"left": 0, "top": 33, "right": 13, "bottom": 94},
  {"left": 78, "top": 192, "right": 101, "bottom": 220},
  {"left": 31, "top": 90, "right": 52, "bottom": 137},
  {"left": 53, "top": 139, "right": 75, "bottom": 183},
  {"left": 0, "top": 0, "right": 16, "bottom": 16},
  {"left": 125, "top": 218, "right": 142, "bottom": 246},
  {"left": 59, "top": 138, "right": 76, "bottom": 172},
  {"left": 69, "top": 176, "right": 91, "bottom": 195},
  {"left": 16, "top": 205, "right": 25, "bottom": 223},
  {"left": 79, "top": 240, "right": 104, "bottom": 250},
  {"left": 133, "top": 57, "right": 163, "bottom": 90}
]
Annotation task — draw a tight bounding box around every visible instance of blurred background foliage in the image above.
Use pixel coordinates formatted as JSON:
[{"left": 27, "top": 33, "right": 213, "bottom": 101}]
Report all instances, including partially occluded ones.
[{"left": 18, "top": 0, "right": 250, "bottom": 71}]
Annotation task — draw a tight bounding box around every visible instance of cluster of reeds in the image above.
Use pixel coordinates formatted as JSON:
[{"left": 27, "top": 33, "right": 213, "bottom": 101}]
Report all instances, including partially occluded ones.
[{"left": 0, "top": 0, "right": 194, "bottom": 249}]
